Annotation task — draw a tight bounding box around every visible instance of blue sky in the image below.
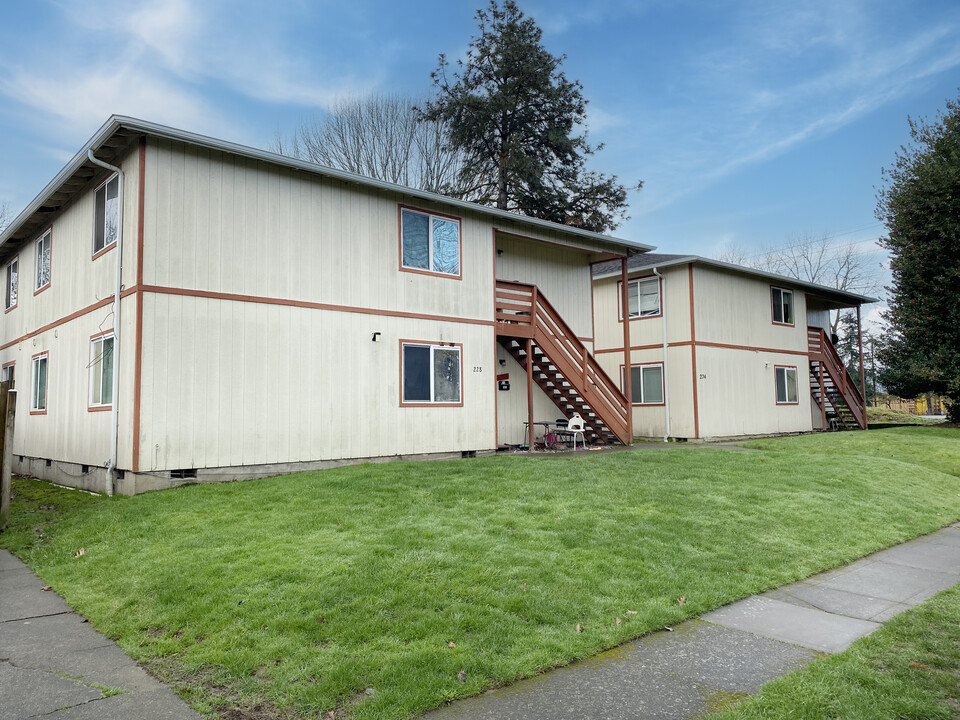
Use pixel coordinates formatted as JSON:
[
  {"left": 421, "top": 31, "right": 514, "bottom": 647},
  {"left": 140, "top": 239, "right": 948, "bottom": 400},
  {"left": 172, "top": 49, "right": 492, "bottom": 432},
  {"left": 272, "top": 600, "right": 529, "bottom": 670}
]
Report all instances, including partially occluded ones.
[{"left": 1, "top": 0, "right": 958, "bottom": 290}]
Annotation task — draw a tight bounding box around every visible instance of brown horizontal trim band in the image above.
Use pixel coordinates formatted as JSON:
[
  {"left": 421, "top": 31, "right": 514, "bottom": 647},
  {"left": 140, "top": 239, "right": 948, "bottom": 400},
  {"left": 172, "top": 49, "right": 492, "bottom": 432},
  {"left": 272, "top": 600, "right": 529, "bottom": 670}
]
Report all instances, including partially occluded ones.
[
  {"left": 595, "top": 343, "right": 663, "bottom": 354},
  {"left": 595, "top": 340, "right": 810, "bottom": 356},
  {"left": 87, "top": 405, "right": 112, "bottom": 412},
  {"left": 695, "top": 340, "right": 810, "bottom": 356},
  {"left": 0, "top": 286, "right": 137, "bottom": 353},
  {"left": 140, "top": 285, "right": 497, "bottom": 327}
]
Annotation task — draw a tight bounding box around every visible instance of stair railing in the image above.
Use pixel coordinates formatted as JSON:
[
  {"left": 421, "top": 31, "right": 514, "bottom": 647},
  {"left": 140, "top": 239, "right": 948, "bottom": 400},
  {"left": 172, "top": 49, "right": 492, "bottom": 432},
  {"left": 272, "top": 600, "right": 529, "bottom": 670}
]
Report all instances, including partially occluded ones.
[
  {"left": 496, "top": 281, "right": 630, "bottom": 443},
  {"left": 807, "top": 326, "right": 866, "bottom": 429}
]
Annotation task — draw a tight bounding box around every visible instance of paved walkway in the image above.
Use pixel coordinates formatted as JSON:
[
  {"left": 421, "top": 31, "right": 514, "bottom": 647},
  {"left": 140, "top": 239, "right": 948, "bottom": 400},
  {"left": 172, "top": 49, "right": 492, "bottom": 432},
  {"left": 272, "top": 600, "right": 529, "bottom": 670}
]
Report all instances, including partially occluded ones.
[
  {"left": 0, "top": 551, "right": 200, "bottom": 720},
  {"left": 424, "top": 522, "right": 960, "bottom": 720}
]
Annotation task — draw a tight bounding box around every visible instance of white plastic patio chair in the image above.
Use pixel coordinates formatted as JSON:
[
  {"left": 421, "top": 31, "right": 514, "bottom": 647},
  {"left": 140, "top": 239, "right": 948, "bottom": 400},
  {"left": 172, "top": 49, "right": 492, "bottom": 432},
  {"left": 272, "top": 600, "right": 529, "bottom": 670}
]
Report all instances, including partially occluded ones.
[{"left": 566, "top": 413, "right": 586, "bottom": 450}]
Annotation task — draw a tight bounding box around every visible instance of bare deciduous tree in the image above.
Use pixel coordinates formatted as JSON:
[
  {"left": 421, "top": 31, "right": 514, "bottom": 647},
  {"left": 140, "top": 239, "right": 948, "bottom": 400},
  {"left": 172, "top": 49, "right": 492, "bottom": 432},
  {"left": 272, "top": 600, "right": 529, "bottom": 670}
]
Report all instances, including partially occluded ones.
[
  {"left": 718, "top": 232, "right": 884, "bottom": 334},
  {"left": 0, "top": 201, "right": 12, "bottom": 232},
  {"left": 272, "top": 93, "right": 479, "bottom": 197}
]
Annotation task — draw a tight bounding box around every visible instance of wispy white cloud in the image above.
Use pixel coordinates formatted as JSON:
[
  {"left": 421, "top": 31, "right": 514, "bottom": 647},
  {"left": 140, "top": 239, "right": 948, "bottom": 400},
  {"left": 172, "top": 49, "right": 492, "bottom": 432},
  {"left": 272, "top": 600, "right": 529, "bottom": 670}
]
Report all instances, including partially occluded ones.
[
  {"left": 0, "top": 0, "right": 381, "bottom": 148},
  {"left": 629, "top": 0, "right": 960, "bottom": 214}
]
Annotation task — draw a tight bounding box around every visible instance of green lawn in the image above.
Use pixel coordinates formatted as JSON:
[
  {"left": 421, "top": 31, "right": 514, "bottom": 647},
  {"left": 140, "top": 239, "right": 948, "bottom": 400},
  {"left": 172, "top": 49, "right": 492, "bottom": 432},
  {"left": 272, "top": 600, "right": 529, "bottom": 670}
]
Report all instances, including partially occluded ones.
[
  {"left": 743, "top": 425, "right": 960, "bottom": 477},
  {"left": 866, "top": 405, "right": 944, "bottom": 426},
  {"left": 711, "top": 581, "right": 960, "bottom": 720},
  {"left": 3, "top": 437, "right": 960, "bottom": 719}
]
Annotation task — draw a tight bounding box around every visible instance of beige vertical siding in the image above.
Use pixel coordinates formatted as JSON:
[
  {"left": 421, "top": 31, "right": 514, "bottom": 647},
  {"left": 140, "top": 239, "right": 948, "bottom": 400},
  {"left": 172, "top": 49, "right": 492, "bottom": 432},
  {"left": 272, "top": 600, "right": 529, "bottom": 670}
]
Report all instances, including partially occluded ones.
[
  {"left": 137, "top": 293, "right": 496, "bottom": 470},
  {"left": 0, "top": 143, "right": 142, "bottom": 472},
  {"left": 592, "top": 264, "right": 692, "bottom": 352},
  {"left": 495, "top": 234, "right": 594, "bottom": 340},
  {"left": 1, "top": 145, "right": 141, "bottom": 348},
  {"left": 142, "top": 139, "right": 495, "bottom": 322},
  {"left": 692, "top": 266, "right": 809, "bottom": 352},
  {"left": 494, "top": 343, "right": 564, "bottom": 446},
  {"left": 592, "top": 262, "right": 818, "bottom": 439},
  {"left": 695, "top": 346, "right": 813, "bottom": 437}
]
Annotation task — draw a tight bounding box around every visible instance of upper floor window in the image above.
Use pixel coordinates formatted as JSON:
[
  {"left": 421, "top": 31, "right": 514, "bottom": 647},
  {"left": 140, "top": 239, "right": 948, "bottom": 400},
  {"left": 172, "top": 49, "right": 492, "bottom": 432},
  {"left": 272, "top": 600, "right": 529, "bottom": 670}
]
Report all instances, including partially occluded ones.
[
  {"left": 31, "top": 352, "right": 48, "bottom": 414},
  {"left": 400, "top": 207, "right": 461, "bottom": 278},
  {"left": 4, "top": 257, "right": 18, "bottom": 311},
  {"left": 620, "top": 277, "right": 661, "bottom": 319},
  {"left": 401, "top": 341, "right": 462, "bottom": 405},
  {"left": 771, "top": 286, "right": 794, "bottom": 325},
  {"left": 35, "top": 229, "right": 51, "bottom": 292},
  {"left": 94, "top": 174, "right": 120, "bottom": 256},
  {"left": 89, "top": 333, "right": 115, "bottom": 408}
]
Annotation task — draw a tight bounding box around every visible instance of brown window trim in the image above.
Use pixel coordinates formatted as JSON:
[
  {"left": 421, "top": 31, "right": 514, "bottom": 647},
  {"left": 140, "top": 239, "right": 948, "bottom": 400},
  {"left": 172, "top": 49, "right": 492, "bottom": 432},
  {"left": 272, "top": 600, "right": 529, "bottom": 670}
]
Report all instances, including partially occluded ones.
[
  {"left": 1, "top": 360, "right": 14, "bottom": 390},
  {"left": 617, "top": 276, "right": 663, "bottom": 322},
  {"left": 397, "top": 204, "right": 463, "bottom": 280},
  {"left": 4, "top": 255, "right": 19, "bottom": 313},
  {"left": 30, "top": 350, "right": 48, "bottom": 415},
  {"left": 34, "top": 226, "right": 53, "bottom": 296},
  {"left": 399, "top": 338, "right": 464, "bottom": 407},
  {"left": 87, "top": 330, "right": 115, "bottom": 412},
  {"left": 92, "top": 172, "right": 120, "bottom": 260},
  {"left": 620, "top": 361, "right": 666, "bottom": 406}
]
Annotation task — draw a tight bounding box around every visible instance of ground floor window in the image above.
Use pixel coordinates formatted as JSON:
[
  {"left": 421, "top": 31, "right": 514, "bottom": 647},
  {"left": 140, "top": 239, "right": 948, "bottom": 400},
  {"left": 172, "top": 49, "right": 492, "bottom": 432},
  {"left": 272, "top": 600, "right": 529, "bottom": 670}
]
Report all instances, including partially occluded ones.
[
  {"left": 623, "top": 363, "right": 664, "bottom": 405},
  {"left": 775, "top": 365, "right": 799, "bottom": 404},
  {"left": 89, "top": 333, "right": 115, "bottom": 408},
  {"left": 401, "top": 342, "right": 462, "bottom": 405},
  {"left": 1, "top": 361, "right": 13, "bottom": 389},
  {"left": 31, "top": 352, "right": 47, "bottom": 413}
]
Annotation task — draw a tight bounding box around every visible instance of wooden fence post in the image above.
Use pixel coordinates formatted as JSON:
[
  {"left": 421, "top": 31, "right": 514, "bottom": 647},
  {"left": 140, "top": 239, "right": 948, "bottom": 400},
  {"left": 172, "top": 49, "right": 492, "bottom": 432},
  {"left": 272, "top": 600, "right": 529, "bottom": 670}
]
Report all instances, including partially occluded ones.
[{"left": 0, "top": 383, "right": 13, "bottom": 531}]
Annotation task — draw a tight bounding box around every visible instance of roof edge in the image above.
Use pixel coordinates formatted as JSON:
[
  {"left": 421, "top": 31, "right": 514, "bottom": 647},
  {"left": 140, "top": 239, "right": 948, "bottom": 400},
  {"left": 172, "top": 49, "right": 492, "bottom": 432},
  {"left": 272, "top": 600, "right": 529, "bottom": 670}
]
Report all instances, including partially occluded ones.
[
  {"left": 595, "top": 254, "right": 878, "bottom": 305},
  {"left": 2, "top": 115, "right": 654, "bottom": 256}
]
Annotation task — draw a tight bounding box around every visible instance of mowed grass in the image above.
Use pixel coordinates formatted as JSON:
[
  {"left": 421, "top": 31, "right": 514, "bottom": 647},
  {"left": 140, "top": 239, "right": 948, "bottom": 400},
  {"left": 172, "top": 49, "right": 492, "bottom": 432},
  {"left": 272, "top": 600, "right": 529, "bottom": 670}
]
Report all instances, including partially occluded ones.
[
  {"left": 711, "top": 582, "right": 960, "bottom": 720},
  {"left": 743, "top": 425, "right": 960, "bottom": 477},
  {"left": 4, "top": 446, "right": 960, "bottom": 719},
  {"left": 866, "top": 405, "right": 944, "bottom": 425}
]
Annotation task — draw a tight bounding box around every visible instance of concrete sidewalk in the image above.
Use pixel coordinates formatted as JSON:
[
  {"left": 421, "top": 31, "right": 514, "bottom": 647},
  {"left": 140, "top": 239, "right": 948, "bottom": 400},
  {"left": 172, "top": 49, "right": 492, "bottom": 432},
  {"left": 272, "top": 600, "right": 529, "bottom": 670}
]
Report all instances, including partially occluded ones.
[
  {"left": 425, "top": 522, "right": 960, "bottom": 720},
  {"left": 0, "top": 551, "right": 200, "bottom": 720}
]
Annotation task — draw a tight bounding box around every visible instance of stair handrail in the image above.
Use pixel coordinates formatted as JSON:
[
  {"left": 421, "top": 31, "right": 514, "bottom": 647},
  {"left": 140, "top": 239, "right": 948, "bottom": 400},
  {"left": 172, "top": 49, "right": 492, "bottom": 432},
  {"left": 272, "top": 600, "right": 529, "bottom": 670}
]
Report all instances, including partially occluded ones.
[
  {"left": 533, "top": 288, "right": 630, "bottom": 440},
  {"left": 807, "top": 326, "right": 865, "bottom": 428},
  {"left": 496, "top": 280, "right": 630, "bottom": 443}
]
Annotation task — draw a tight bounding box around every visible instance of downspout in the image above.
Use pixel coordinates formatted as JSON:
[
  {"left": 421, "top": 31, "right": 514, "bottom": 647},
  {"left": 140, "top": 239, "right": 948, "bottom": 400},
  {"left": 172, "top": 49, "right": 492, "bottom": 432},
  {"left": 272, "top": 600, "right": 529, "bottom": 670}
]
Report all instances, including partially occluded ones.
[
  {"left": 87, "top": 150, "right": 123, "bottom": 496},
  {"left": 652, "top": 268, "right": 670, "bottom": 442}
]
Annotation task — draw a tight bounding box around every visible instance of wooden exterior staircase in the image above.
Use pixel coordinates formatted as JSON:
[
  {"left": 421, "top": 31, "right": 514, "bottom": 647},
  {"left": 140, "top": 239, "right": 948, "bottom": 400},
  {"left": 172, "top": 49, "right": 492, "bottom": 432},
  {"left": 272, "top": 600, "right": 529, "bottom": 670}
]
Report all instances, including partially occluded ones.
[
  {"left": 495, "top": 281, "right": 630, "bottom": 445},
  {"left": 808, "top": 326, "right": 866, "bottom": 430}
]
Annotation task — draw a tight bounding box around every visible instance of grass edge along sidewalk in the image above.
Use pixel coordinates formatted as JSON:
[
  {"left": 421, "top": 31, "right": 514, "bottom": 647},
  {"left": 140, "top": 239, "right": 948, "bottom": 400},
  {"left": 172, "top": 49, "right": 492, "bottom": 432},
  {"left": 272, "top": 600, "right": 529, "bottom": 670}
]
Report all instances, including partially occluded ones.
[
  {"left": 710, "top": 579, "right": 960, "bottom": 720},
  {"left": 1, "top": 429, "right": 959, "bottom": 719}
]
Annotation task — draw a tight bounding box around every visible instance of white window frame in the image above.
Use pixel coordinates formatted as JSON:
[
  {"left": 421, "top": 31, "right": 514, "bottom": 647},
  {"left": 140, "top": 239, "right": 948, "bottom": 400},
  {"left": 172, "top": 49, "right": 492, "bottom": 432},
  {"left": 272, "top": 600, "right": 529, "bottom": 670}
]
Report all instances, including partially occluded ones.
[
  {"left": 400, "top": 341, "right": 463, "bottom": 405},
  {"left": 399, "top": 206, "right": 462, "bottom": 278},
  {"left": 31, "top": 352, "right": 48, "bottom": 414},
  {"left": 89, "top": 333, "right": 115, "bottom": 409},
  {"left": 618, "top": 276, "right": 661, "bottom": 320},
  {"left": 775, "top": 365, "right": 799, "bottom": 404},
  {"left": 771, "top": 286, "right": 794, "bottom": 326},
  {"left": 1, "top": 361, "right": 14, "bottom": 389},
  {"left": 5, "top": 256, "right": 18, "bottom": 311},
  {"left": 93, "top": 173, "right": 120, "bottom": 257},
  {"left": 35, "top": 229, "right": 51, "bottom": 292},
  {"left": 622, "top": 362, "right": 665, "bottom": 405}
]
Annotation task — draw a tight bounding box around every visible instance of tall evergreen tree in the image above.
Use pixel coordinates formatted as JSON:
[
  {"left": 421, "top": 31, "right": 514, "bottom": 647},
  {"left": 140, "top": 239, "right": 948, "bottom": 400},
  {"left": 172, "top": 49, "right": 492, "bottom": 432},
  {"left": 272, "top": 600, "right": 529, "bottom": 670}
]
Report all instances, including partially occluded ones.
[
  {"left": 876, "top": 94, "right": 960, "bottom": 421},
  {"left": 421, "top": 1, "right": 638, "bottom": 233}
]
